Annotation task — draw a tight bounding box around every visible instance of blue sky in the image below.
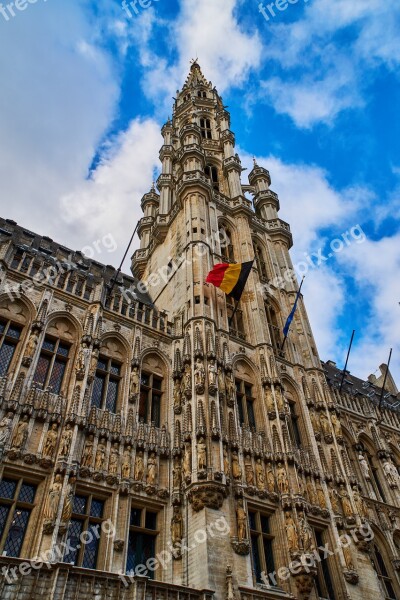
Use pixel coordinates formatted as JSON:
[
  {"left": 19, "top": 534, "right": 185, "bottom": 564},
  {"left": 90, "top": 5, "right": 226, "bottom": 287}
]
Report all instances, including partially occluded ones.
[{"left": 0, "top": 0, "right": 399, "bottom": 383}]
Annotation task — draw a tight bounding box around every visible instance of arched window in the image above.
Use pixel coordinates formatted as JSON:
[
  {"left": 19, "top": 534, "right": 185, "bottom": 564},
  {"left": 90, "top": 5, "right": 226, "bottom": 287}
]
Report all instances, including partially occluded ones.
[
  {"left": 197, "top": 90, "right": 207, "bottom": 98},
  {"left": 139, "top": 354, "right": 166, "bottom": 427},
  {"left": 219, "top": 224, "right": 234, "bottom": 262},
  {"left": 371, "top": 544, "right": 397, "bottom": 600},
  {"left": 253, "top": 240, "right": 268, "bottom": 281},
  {"left": 91, "top": 336, "right": 125, "bottom": 413},
  {"left": 235, "top": 379, "right": 256, "bottom": 428},
  {"left": 359, "top": 442, "right": 387, "bottom": 502},
  {"left": 287, "top": 400, "right": 301, "bottom": 447},
  {"left": 33, "top": 336, "right": 71, "bottom": 394},
  {"left": 314, "top": 529, "right": 336, "bottom": 599},
  {"left": 200, "top": 118, "right": 212, "bottom": 139},
  {"left": 205, "top": 164, "right": 219, "bottom": 191},
  {"left": 227, "top": 300, "right": 245, "bottom": 340},
  {"left": 0, "top": 319, "right": 22, "bottom": 377},
  {"left": 265, "top": 303, "right": 282, "bottom": 352}
]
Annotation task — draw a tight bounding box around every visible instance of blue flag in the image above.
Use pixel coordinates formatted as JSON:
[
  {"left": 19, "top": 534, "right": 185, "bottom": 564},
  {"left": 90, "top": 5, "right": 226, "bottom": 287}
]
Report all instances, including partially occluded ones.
[{"left": 283, "top": 278, "right": 304, "bottom": 338}]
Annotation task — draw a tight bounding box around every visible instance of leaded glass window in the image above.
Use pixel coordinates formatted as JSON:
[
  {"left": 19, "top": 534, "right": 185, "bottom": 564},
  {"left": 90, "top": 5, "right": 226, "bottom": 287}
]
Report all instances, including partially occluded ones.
[
  {"left": 64, "top": 493, "right": 105, "bottom": 569},
  {"left": 139, "top": 373, "right": 162, "bottom": 427},
  {"left": 249, "top": 510, "right": 275, "bottom": 585},
  {"left": 33, "top": 335, "right": 70, "bottom": 393},
  {"left": 91, "top": 356, "right": 121, "bottom": 413},
  {"left": 0, "top": 320, "right": 22, "bottom": 377},
  {"left": 126, "top": 505, "right": 158, "bottom": 578},
  {"left": 0, "top": 476, "right": 37, "bottom": 557},
  {"left": 235, "top": 380, "right": 256, "bottom": 429}
]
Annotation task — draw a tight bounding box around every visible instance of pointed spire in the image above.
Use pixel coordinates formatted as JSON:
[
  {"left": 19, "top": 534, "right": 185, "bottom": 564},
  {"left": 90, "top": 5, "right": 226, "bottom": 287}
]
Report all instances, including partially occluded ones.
[
  {"left": 183, "top": 330, "right": 192, "bottom": 364},
  {"left": 174, "top": 347, "right": 183, "bottom": 379},
  {"left": 125, "top": 408, "right": 135, "bottom": 439},
  {"left": 184, "top": 402, "right": 192, "bottom": 440},
  {"left": 194, "top": 327, "right": 204, "bottom": 358},
  {"left": 174, "top": 420, "right": 182, "bottom": 450}
]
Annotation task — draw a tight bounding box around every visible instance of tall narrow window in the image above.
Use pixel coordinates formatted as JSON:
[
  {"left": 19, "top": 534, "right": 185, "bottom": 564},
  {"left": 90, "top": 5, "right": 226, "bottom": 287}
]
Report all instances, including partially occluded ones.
[
  {"left": 228, "top": 302, "right": 245, "bottom": 340},
  {"left": 205, "top": 165, "right": 219, "bottom": 191},
  {"left": 33, "top": 336, "right": 70, "bottom": 393},
  {"left": 219, "top": 226, "right": 234, "bottom": 262},
  {"left": 0, "top": 477, "right": 37, "bottom": 557},
  {"left": 253, "top": 241, "right": 268, "bottom": 281},
  {"left": 64, "top": 494, "right": 105, "bottom": 569},
  {"left": 200, "top": 118, "right": 212, "bottom": 139},
  {"left": 371, "top": 544, "right": 397, "bottom": 600},
  {"left": 0, "top": 320, "right": 22, "bottom": 377},
  {"left": 126, "top": 505, "right": 158, "bottom": 578},
  {"left": 314, "top": 530, "right": 336, "bottom": 600},
  {"left": 139, "top": 373, "right": 162, "bottom": 427},
  {"left": 236, "top": 380, "right": 256, "bottom": 428},
  {"left": 91, "top": 356, "right": 121, "bottom": 413},
  {"left": 265, "top": 304, "right": 282, "bottom": 352},
  {"left": 288, "top": 401, "right": 301, "bottom": 447},
  {"left": 249, "top": 510, "right": 275, "bottom": 585}
]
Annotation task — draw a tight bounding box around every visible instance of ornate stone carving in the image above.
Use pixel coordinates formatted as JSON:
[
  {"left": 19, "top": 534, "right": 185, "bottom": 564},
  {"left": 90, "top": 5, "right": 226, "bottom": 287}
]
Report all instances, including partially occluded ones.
[
  {"left": 146, "top": 452, "right": 157, "bottom": 485},
  {"left": 134, "top": 450, "right": 145, "bottom": 481},
  {"left": 197, "top": 436, "right": 207, "bottom": 471},
  {"left": 0, "top": 412, "right": 13, "bottom": 447},
  {"left": 231, "top": 450, "right": 242, "bottom": 481},
  {"left": 208, "top": 359, "right": 217, "bottom": 394},
  {"left": 43, "top": 474, "right": 63, "bottom": 526},
  {"left": 129, "top": 366, "right": 140, "bottom": 403},
  {"left": 10, "top": 415, "right": 29, "bottom": 450},
  {"left": 276, "top": 462, "right": 289, "bottom": 494},
  {"left": 285, "top": 511, "right": 299, "bottom": 554},
  {"left": 43, "top": 423, "right": 58, "bottom": 459},
  {"left": 188, "top": 483, "right": 227, "bottom": 511},
  {"left": 171, "top": 506, "right": 183, "bottom": 556},
  {"left": 95, "top": 438, "right": 106, "bottom": 471},
  {"left": 194, "top": 358, "right": 205, "bottom": 393}
]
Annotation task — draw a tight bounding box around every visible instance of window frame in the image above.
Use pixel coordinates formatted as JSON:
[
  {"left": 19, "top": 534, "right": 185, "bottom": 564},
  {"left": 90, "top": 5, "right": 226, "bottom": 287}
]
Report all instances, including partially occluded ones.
[
  {"left": 0, "top": 475, "right": 37, "bottom": 558},
  {"left": 248, "top": 508, "right": 275, "bottom": 585},
  {"left": 235, "top": 379, "right": 256, "bottom": 429},
  {"left": 0, "top": 319, "right": 23, "bottom": 377},
  {"left": 63, "top": 492, "right": 106, "bottom": 569},
  {"left": 126, "top": 503, "right": 159, "bottom": 578},
  {"left": 314, "top": 529, "right": 336, "bottom": 600},
  {"left": 91, "top": 355, "right": 122, "bottom": 413},
  {"left": 139, "top": 371, "right": 163, "bottom": 427},
  {"left": 33, "top": 334, "right": 71, "bottom": 394}
]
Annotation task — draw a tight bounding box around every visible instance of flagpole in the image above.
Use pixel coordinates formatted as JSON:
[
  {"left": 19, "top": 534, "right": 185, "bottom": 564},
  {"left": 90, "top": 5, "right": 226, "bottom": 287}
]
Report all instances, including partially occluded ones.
[
  {"left": 338, "top": 330, "right": 355, "bottom": 394},
  {"left": 378, "top": 348, "right": 393, "bottom": 410},
  {"left": 280, "top": 276, "right": 305, "bottom": 352}
]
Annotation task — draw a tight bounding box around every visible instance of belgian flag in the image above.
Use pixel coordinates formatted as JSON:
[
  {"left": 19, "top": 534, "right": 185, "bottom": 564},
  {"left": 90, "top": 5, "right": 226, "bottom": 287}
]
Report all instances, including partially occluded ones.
[{"left": 206, "top": 260, "right": 254, "bottom": 301}]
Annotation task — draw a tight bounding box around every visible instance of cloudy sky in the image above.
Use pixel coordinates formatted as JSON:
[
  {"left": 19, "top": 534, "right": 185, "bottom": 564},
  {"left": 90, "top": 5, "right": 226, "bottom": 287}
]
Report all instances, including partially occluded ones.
[{"left": 1, "top": 0, "right": 399, "bottom": 383}]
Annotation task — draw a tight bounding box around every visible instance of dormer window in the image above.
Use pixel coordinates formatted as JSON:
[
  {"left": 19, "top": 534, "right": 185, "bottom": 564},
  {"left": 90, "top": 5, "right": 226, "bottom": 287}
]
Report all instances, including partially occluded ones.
[{"left": 200, "top": 118, "right": 212, "bottom": 139}]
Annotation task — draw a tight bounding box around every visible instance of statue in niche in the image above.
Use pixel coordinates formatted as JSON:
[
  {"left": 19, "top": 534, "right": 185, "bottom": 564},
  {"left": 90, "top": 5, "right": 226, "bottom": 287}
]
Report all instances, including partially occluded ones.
[
  {"left": 231, "top": 450, "right": 242, "bottom": 481},
  {"left": 276, "top": 462, "right": 289, "bottom": 494},
  {"left": 340, "top": 531, "right": 355, "bottom": 570},
  {"left": 95, "top": 438, "right": 106, "bottom": 471},
  {"left": 171, "top": 506, "right": 183, "bottom": 547},
  {"left": 76, "top": 341, "right": 90, "bottom": 373},
  {"left": 285, "top": 512, "right": 299, "bottom": 553},
  {"left": 236, "top": 499, "right": 247, "bottom": 541},
  {"left": 275, "top": 386, "right": 285, "bottom": 412},
  {"left": 60, "top": 423, "right": 73, "bottom": 457},
  {"left": 0, "top": 412, "right": 13, "bottom": 447},
  {"left": 255, "top": 458, "right": 265, "bottom": 490},
  {"left": 43, "top": 423, "right": 58, "bottom": 459},
  {"left": 244, "top": 455, "right": 254, "bottom": 486},
  {"left": 81, "top": 434, "right": 94, "bottom": 467},
  {"left": 267, "top": 466, "right": 275, "bottom": 492},
  {"left": 197, "top": 437, "right": 207, "bottom": 470},
  {"left": 173, "top": 456, "right": 182, "bottom": 488},
  {"left": 358, "top": 453, "right": 371, "bottom": 480},
  {"left": 183, "top": 443, "right": 192, "bottom": 478},
  {"left": 183, "top": 364, "right": 192, "bottom": 395},
  {"left": 11, "top": 415, "right": 29, "bottom": 449},
  {"left": 146, "top": 452, "right": 157, "bottom": 485},
  {"left": 383, "top": 459, "right": 399, "bottom": 487},
  {"left": 208, "top": 360, "right": 217, "bottom": 388},
  {"left": 330, "top": 413, "right": 342, "bottom": 437},
  {"left": 319, "top": 412, "right": 331, "bottom": 437},
  {"left": 122, "top": 446, "right": 132, "bottom": 479},
  {"left": 352, "top": 487, "right": 368, "bottom": 518},
  {"left": 217, "top": 367, "right": 225, "bottom": 396},
  {"left": 173, "top": 381, "right": 182, "bottom": 412},
  {"left": 25, "top": 330, "right": 39, "bottom": 359},
  {"left": 298, "top": 512, "right": 314, "bottom": 553},
  {"left": 44, "top": 474, "right": 63, "bottom": 521},
  {"left": 135, "top": 450, "right": 145, "bottom": 481},
  {"left": 225, "top": 371, "right": 235, "bottom": 405},
  {"left": 309, "top": 409, "right": 320, "bottom": 433},
  {"left": 109, "top": 443, "right": 120, "bottom": 475},
  {"left": 306, "top": 477, "right": 317, "bottom": 505},
  {"left": 339, "top": 484, "right": 353, "bottom": 517},
  {"left": 328, "top": 482, "right": 340, "bottom": 513},
  {"left": 89, "top": 350, "right": 99, "bottom": 378},
  {"left": 129, "top": 366, "right": 140, "bottom": 398},
  {"left": 264, "top": 386, "right": 275, "bottom": 412},
  {"left": 61, "top": 475, "right": 76, "bottom": 522},
  {"left": 316, "top": 480, "right": 327, "bottom": 509},
  {"left": 194, "top": 358, "right": 205, "bottom": 390},
  {"left": 223, "top": 445, "right": 230, "bottom": 476}
]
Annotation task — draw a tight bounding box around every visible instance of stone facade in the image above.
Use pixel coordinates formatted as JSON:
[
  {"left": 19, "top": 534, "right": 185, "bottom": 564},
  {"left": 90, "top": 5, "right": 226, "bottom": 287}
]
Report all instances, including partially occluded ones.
[{"left": 0, "top": 62, "right": 399, "bottom": 600}]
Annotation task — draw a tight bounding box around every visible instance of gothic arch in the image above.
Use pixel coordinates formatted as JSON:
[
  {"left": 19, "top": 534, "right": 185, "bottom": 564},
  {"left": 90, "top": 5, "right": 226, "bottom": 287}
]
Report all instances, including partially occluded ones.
[
  {"left": 100, "top": 331, "right": 131, "bottom": 361},
  {"left": 252, "top": 235, "right": 270, "bottom": 281},
  {"left": 282, "top": 375, "right": 304, "bottom": 447},
  {"left": 139, "top": 351, "right": 169, "bottom": 427},
  {"left": 369, "top": 525, "right": 400, "bottom": 599},
  {"left": 45, "top": 311, "right": 82, "bottom": 340},
  {"left": 0, "top": 293, "right": 36, "bottom": 324},
  {"left": 233, "top": 357, "right": 263, "bottom": 430},
  {"left": 217, "top": 217, "right": 237, "bottom": 262}
]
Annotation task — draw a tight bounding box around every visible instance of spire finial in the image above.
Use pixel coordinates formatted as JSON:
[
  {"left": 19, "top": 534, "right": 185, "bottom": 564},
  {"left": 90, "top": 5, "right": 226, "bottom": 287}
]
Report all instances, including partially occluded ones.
[{"left": 253, "top": 156, "right": 258, "bottom": 167}]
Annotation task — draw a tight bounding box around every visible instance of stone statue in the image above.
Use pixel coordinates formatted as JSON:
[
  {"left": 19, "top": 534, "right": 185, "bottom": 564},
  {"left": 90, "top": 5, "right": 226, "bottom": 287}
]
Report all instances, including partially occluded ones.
[
  {"left": 316, "top": 480, "right": 327, "bottom": 509},
  {"left": 223, "top": 446, "right": 230, "bottom": 476},
  {"left": 328, "top": 482, "right": 340, "bottom": 513},
  {"left": 245, "top": 455, "right": 254, "bottom": 486},
  {"left": 236, "top": 499, "right": 247, "bottom": 541},
  {"left": 208, "top": 360, "right": 217, "bottom": 387},
  {"left": 76, "top": 341, "right": 89, "bottom": 373},
  {"left": 173, "top": 381, "right": 182, "bottom": 412},
  {"left": 310, "top": 409, "right": 320, "bottom": 433},
  {"left": 298, "top": 512, "right": 314, "bottom": 552},
  {"left": 109, "top": 443, "right": 119, "bottom": 475},
  {"left": 122, "top": 446, "right": 131, "bottom": 479},
  {"left": 285, "top": 512, "right": 299, "bottom": 553},
  {"left": 44, "top": 474, "right": 63, "bottom": 521},
  {"left": 129, "top": 366, "right": 139, "bottom": 398},
  {"left": 60, "top": 423, "right": 73, "bottom": 457},
  {"left": 173, "top": 456, "right": 182, "bottom": 488},
  {"left": 135, "top": 450, "right": 145, "bottom": 481},
  {"left": 275, "top": 386, "right": 284, "bottom": 412},
  {"left": 11, "top": 415, "right": 29, "bottom": 449},
  {"left": 194, "top": 358, "right": 205, "bottom": 389},
  {"left": 183, "top": 443, "right": 192, "bottom": 478},
  {"left": 89, "top": 350, "right": 99, "bottom": 378},
  {"left": 276, "top": 462, "right": 289, "bottom": 495},
  {"left": 264, "top": 387, "right": 275, "bottom": 412},
  {"left": 0, "top": 412, "right": 13, "bottom": 447},
  {"left": 340, "top": 531, "right": 355, "bottom": 570},
  {"left": 146, "top": 452, "right": 157, "bottom": 485},
  {"left": 197, "top": 437, "right": 207, "bottom": 470},
  {"left": 217, "top": 367, "right": 225, "bottom": 395},
  {"left": 25, "top": 330, "right": 38, "bottom": 358},
  {"left": 183, "top": 364, "right": 192, "bottom": 394},
  {"left": 225, "top": 371, "right": 235, "bottom": 405},
  {"left": 81, "top": 434, "right": 94, "bottom": 467},
  {"left": 43, "top": 423, "right": 58, "bottom": 458},
  {"left": 358, "top": 453, "right": 371, "bottom": 479},
  {"left": 267, "top": 467, "right": 275, "bottom": 492},
  {"left": 95, "top": 438, "right": 106, "bottom": 471},
  {"left": 339, "top": 484, "right": 353, "bottom": 517},
  {"left": 383, "top": 460, "right": 398, "bottom": 487},
  {"left": 171, "top": 506, "right": 183, "bottom": 547},
  {"left": 232, "top": 450, "right": 242, "bottom": 481},
  {"left": 319, "top": 412, "right": 330, "bottom": 436},
  {"left": 255, "top": 458, "right": 265, "bottom": 490},
  {"left": 306, "top": 477, "right": 317, "bottom": 505},
  {"left": 331, "top": 413, "right": 342, "bottom": 437},
  {"left": 61, "top": 476, "right": 76, "bottom": 522}
]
